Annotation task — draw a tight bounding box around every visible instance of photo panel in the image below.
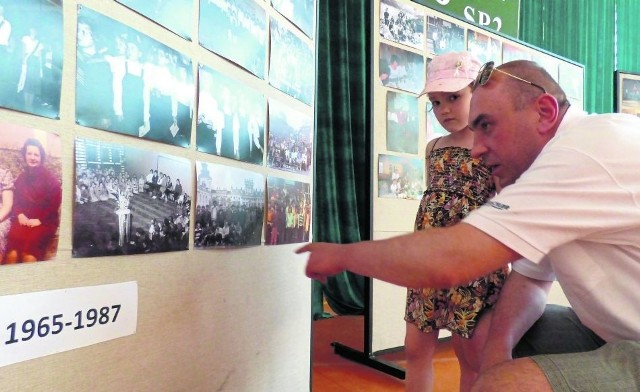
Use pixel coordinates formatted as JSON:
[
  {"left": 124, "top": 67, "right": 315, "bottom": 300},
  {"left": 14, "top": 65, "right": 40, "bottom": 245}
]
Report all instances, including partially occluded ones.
[
  {"left": 379, "top": 42, "right": 425, "bottom": 94},
  {"left": 0, "top": 0, "right": 63, "bottom": 119},
  {"left": 502, "top": 42, "right": 533, "bottom": 63},
  {"left": 199, "top": 0, "right": 267, "bottom": 79},
  {"left": 196, "top": 65, "right": 266, "bottom": 165},
  {"left": 467, "top": 29, "right": 502, "bottom": 64},
  {"left": 269, "top": 17, "right": 315, "bottom": 106},
  {"left": 386, "top": 91, "right": 419, "bottom": 154},
  {"left": 195, "top": 161, "right": 265, "bottom": 248},
  {"left": 267, "top": 99, "right": 313, "bottom": 175},
  {"left": 559, "top": 62, "right": 585, "bottom": 110},
  {"left": 115, "top": 0, "right": 194, "bottom": 40},
  {"left": 426, "top": 106, "right": 447, "bottom": 142},
  {"left": 377, "top": 153, "right": 423, "bottom": 200},
  {"left": 615, "top": 71, "right": 640, "bottom": 116},
  {"left": 73, "top": 137, "right": 192, "bottom": 258},
  {"left": 379, "top": 0, "right": 424, "bottom": 51},
  {"left": 0, "top": 123, "right": 62, "bottom": 263},
  {"left": 271, "top": 0, "right": 316, "bottom": 39},
  {"left": 265, "top": 176, "right": 310, "bottom": 245},
  {"left": 426, "top": 16, "right": 465, "bottom": 55},
  {"left": 76, "top": 6, "right": 194, "bottom": 148}
]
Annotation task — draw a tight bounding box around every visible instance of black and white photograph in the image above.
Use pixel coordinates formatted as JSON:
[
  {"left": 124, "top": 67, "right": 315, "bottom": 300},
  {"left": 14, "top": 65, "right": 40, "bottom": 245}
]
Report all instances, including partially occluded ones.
[
  {"left": 386, "top": 91, "right": 419, "bottom": 154},
  {"left": 76, "top": 6, "right": 194, "bottom": 148},
  {"left": 195, "top": 161, "right": 264, "bottom": 248},
  {"left": 73, "top": 137, "right": 191, "bottom": 258},
  {"left": 269, "top": 17, "right": 315, "bottom": 106},
  {"left": 0, "top": 0, "right": 62, "bottom": 119},
  {"left": 426, "top": 16, "right": 465, "bottom": 55},
  {"left": 115, "top": 0, "right": 194, "bottom": 40},
  {"left": 199, "top": 0, "right": 267, "bottom": 79},
  {"left": 379, "top": 0, "right": 424, "bottom": 50},
  {"left": 196, "top": 65, "right": 266, "bottom": 165},
  {"left": 379, "top": 42, "right": 425, "bottom": 94},
  {"left": 0, "top": 123, "right": 62, "bottom": 264},
  {"left": 271, "top": 0, "right": 316, "bottom": 39},
  {"left": 265, "top": 176, "right": 310, "bottom": 245},
  {"left": 267, "top": 99, "right": 313, "bottom": 175},
  {"left": 467, "top": 29, "right": 502, "bottom": 64},
  {"left": 377, "top": 153, "right": 423, "bottom": 200}
]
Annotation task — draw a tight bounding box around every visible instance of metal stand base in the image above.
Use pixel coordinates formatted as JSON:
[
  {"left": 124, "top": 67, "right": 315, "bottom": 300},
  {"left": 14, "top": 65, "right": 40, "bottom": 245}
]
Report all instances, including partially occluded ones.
[{"left": 331, "top": 341, "right": 406, "bottom": 379}]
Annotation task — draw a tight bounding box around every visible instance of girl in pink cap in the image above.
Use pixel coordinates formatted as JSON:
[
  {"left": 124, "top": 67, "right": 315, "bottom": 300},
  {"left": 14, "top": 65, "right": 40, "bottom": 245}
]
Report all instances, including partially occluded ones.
[{"left": 404, "top": 51, "right": 508, "bottom": 392}]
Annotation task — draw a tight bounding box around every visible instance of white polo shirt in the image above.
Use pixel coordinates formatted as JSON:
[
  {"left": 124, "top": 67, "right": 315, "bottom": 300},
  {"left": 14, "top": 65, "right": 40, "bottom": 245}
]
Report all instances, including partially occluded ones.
[{"left": 464, "top": 107, "right": 640, "bottom": 342}]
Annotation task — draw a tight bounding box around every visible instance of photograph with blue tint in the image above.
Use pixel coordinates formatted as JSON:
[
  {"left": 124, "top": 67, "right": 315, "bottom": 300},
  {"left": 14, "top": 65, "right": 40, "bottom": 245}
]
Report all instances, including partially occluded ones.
[
  {"left": 379, "top": 42, "right": 425, "bottom": 95},
  {"left": 426, "top": 15, "right": 465, "bottom": 55},
  {"left": 195, "top": 161, "right": 264, "bottom": 248},
  {"left": 115, "top": 0, "right": 194, "bottom": 40},
  {"left": 199, "top": 0, "right": 267, "bottom": 79},
  {"left": 265, "top": 176, "right": 310, "bottom": 245},
  {"left": 267, "top": 99, "right": 313, "bottom": 175},
  {"left": 269, "top": 17, "right": 315, "bottom": 106},
  {"left": 0, "top": 0, "right": 62, "bottom": 119},
  {"left": 271, "top": 0, "right": 316, "bottom": 39},
  {"left": 76, "top": 6, "right": 194, "bottom": 148},
  {"left": 386, "top": 91, "right": 419, "bottom": 154},
  {"left": 196, "top": 65, "right": 266, "bottom": 165},
  {"left": 73, "top": 137, "right": 192, "bottom": 258}
]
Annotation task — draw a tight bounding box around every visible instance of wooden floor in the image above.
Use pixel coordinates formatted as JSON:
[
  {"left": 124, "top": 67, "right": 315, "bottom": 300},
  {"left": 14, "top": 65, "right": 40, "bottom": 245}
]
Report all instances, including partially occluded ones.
[{"left": 312, "top": 315, "right": 461, "bottom": 391}]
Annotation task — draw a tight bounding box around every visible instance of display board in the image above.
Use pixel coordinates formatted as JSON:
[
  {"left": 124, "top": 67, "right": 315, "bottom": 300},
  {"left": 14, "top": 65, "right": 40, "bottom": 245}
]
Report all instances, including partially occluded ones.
[
  {"left": 362, "top": 0, "right": 583, "bottom": 377},
  {"left": 0, "top": 0, "right": 316, "bottom": 390}
]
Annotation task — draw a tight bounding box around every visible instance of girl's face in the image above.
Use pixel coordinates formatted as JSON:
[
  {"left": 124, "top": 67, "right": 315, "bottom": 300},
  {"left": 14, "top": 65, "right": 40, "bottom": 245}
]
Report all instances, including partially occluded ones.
[
  {"left": 25, "top": 145, "right": 42, "bottom": 167},
  {"left": 427, "top": 86, "right": 473, "bottom": 134}
]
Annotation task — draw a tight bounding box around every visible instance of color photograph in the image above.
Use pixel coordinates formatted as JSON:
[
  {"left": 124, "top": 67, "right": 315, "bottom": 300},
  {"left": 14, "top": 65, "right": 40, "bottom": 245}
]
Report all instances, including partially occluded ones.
[
  {"left": 195, "top": 161, "right": 264, "bottom": 248},
  {"left": 379, "top": 42, "right": 425, "bottom": 94},
  {"left": 76, "top": 6, "right": 194, "bottom": 148},
  {"left": 0, "top": 123, "right": 62, "bottom": 264},
  {"left": 380, "top": 0, "right": 424, "bottom": 50},
  {"left": 467, "top": 29, "right": 502, "bottom": 64},
  {"left": 377, "top": 153, "right": 423, "bottom": 200},
  {"left": 267, "top": 99, "right": 313, "bottom": 175},
  {"left": 196, "top": 65, "right": 266, "bottom": 165},
  {"left": 615, "top": 71, "right": 640, "bottom": 117},
  {"left": 426, "top": 16, "right": 465, "bottom": 55},
  {"left": 199, "top": 0, "right": 267, "bottom": 79},
  {"left": 386, "top": 91, "right": 419, "bottom": 154},
  {"left": 0, "top": 0, "right": 63, "bottom": 119},
  {"left": 73, "top": 137, "right": 192, "bottom": 257},
  {"left": 265, "top": 176, "right": 310, "bottom": 245},
  {"left": 116, "top": 0, "right": 194, "bottom": 40},
  {"left": 271, "top": 0, "right": 316, "bottom": 39}
]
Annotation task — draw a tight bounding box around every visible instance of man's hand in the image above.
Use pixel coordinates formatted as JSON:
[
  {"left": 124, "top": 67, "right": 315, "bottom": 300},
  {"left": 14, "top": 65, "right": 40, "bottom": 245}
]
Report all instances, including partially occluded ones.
[{"left": 295, "top": 242, "right": 347, "bottom": 283}]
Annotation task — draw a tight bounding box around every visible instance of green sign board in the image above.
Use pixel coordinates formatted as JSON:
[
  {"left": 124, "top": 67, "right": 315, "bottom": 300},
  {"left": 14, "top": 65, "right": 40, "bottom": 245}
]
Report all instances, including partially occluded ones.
[{"left": 411, "top": 0, "right": 520, "bottom": 38}]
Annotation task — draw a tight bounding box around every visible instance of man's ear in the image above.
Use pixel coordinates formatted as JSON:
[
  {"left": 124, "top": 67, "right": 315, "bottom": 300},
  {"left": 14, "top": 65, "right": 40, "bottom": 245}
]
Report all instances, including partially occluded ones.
[{"left": 536, "top": 94, "right": 560, "bottom": 135}]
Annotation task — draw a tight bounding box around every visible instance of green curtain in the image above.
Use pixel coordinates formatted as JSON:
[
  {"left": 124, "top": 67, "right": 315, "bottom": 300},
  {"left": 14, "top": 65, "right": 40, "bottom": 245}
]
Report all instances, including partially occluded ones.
[
  {"left": 518, "top": 0, "right": 616, "bottom": 114},
  {"left": 312, "top": 0, "right": 372, "bottom": 318},
  {"left": 615, "top": 0, "right": 640, "bottom": 72}
]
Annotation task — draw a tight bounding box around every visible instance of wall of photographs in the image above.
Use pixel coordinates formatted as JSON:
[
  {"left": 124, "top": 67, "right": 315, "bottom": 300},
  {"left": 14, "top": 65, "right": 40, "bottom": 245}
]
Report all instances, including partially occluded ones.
[
  {"left": 370, "top": 0, "right": 581, "bottom": 355},
  {"left": 0, "top": 0, "right": 315, "bottom": 390}
]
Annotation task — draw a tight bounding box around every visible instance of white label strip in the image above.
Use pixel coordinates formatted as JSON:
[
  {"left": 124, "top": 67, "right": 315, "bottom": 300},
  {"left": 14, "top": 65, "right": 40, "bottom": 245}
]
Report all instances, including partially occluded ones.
[{"left": 0, "top": 281, "right": 138, "bottom": 368}]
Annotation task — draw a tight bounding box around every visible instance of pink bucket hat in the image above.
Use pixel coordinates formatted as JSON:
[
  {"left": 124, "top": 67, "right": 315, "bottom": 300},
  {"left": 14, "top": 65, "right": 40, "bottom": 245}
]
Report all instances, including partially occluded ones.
[{"left": 419, "top": 51, "right": 482, "bottom": 96}]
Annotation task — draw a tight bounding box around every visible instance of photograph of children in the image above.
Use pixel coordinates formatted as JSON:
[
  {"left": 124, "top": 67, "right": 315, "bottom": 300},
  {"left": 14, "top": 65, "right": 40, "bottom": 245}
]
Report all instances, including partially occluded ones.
[
  {"left": 467, "top": 30, "right": 502, "bottom": 64},
  {"left": 426, "top": 16, "right": 465, "bottom": 55},
  {"left": 115, "top": 0, "right": 194, "bottom": 40},
  {"left": 73, "top": 137, "right": 191, "bottom": 258},
  {"left": 76, "top": 6, "right": 194, "bottom": 148},
  {"left": 0, "top": 123, "right": 62, "bottom": 264},
  {"left": 271, "top": 0, "right": 316, "bottom": 39},
  {"left": 379, "top": 42, "right": 425, "bottom": 95},
  {"left": 265, "top": 176, "right": 310, "bottom": 245},
  {"left": 195, "top": 161, "right": 264, "bottom": 248},
  {"left": 267, "top": 99, "right": 313, "bottom": 175},
  {"left": 386, "top": 91, "right": 419, "bottom": 154},
  {"left": 379, "top": 0, "right": 424, "bottom": 50},
  {"left": 0, "top": 0, "right": 62, "bottom": 119},
  {"left": 196, "top": 65, "right": 266, "bottom": 165},
  {"left": 377, "top": 153, "right": 423, "bottom": 200},
  {"left": 269, "top": 17, "right": 315, "bottom": 106},
  {"left": 199, "top": 0, "right": 267, "bottom": 79},
  {"left": 502, "top": 42, "right": 532, "bottom": 63}
]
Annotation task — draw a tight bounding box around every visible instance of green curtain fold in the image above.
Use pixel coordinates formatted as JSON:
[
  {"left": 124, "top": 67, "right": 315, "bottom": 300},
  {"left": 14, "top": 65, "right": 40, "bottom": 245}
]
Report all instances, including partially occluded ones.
[
  {"left": 313, "top": 0, "right": 371, "bottom": 317},
  {"left": 615, "top": 0, "right": 640, "bottom": 73}
]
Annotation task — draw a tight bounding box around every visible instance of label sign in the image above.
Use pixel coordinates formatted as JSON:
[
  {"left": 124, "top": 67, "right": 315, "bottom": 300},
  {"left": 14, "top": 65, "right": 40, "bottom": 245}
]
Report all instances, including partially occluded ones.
[
  {"left": 411, "top": 0, "right": 520, "bottom": 37},
  {"left": 0, "top": 281, "right": 138, "bottom": 368}
]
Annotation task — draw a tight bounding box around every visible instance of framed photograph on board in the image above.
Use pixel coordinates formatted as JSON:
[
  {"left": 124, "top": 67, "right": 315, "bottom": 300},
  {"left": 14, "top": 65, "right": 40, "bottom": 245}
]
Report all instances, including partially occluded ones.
[{"left": 615, "top": 71, "right": 640, "bottom": 117}]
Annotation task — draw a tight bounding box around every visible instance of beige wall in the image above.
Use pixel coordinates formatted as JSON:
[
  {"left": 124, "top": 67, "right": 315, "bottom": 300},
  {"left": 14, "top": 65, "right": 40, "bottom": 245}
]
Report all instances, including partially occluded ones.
[{"left": 0, "top": 1, "right": 313, "bottom": 390}]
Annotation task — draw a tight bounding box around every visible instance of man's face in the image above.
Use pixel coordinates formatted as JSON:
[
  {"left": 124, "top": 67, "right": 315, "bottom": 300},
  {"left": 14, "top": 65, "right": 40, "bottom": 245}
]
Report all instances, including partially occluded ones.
[{"left": 469, "top": 82, "right": 542, "bottom": 187}]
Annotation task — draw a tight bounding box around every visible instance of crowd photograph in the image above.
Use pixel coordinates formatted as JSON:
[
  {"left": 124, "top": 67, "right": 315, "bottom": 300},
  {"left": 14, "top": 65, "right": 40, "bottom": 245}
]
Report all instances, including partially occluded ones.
[
  {"left": 379, "top": 0, "right": 424, "bottom": 50},
  {"left": 72, "top": 138, "right": 191, "bottom": 257},
  {"left": 267, "top": 99, "right": 313, "bottom": 175},
  {"left": 266, "top": 176, "right": 310, "bottom": 245}
]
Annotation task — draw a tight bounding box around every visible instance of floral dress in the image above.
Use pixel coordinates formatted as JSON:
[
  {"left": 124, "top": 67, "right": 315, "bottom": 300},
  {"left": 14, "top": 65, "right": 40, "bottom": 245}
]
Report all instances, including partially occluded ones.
[
  {"left": 0, "top": 169, "right": 15, "bottom": 259},
  {"left": 404, "top": 144, "right": 508, "bottom": 338}
]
